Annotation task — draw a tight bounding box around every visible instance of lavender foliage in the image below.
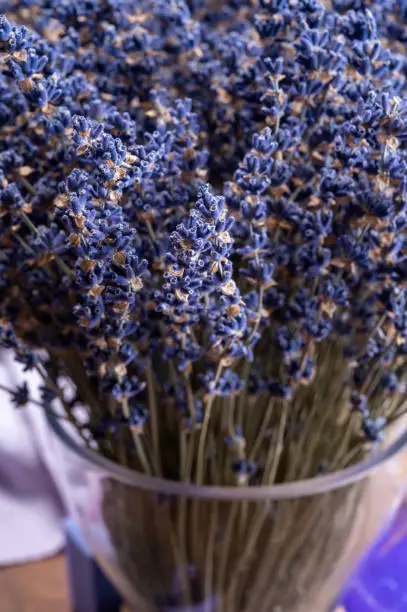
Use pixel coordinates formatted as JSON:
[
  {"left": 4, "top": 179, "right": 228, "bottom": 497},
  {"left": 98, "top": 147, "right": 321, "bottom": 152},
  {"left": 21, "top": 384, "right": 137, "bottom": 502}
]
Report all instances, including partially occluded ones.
[{"left": 1, "top": 0, "right": 407, "bottom": 484}]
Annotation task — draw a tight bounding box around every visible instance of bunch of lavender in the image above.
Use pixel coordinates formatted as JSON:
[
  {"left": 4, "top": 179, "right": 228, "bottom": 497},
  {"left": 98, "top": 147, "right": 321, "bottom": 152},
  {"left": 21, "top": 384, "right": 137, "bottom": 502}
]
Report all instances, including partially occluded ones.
[{"left": 1, "top": 0, "right": 407, "bottom": 490}]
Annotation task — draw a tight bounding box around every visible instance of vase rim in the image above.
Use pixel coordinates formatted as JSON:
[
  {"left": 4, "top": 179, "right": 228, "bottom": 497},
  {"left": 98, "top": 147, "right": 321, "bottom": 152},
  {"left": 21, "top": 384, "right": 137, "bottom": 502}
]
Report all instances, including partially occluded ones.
[{"left": 47, "top": 410, "right": 407, "bottom": 501}]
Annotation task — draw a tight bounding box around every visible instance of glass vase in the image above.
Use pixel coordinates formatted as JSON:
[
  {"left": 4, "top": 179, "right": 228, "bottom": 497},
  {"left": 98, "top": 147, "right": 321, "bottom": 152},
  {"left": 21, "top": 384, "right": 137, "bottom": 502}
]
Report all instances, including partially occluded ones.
[{"left": 48, "top": 413, "right": 407, "bottom": 612}]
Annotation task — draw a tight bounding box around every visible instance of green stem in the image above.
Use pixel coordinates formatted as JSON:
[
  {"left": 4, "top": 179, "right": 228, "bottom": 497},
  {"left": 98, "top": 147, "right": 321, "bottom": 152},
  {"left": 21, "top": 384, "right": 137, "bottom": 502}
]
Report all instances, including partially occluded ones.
[
  {"left": 388, "top": 402, "right": 407, "bottom": 425},
  {"left": 146, "top": 359, "right": 162, "bottom": 475},
  {"left": 203, "top": 501, "right": 218, "bottom": 611},
  {"left": 265, "top": 400, "right": 289, "bottom": 484},
  {"left": 19, "top": 176, "right": 37, "bottom": 195},
  {"left": 247, "top": 286, "right": 264, "bottom": 345},
  {"left": 14, "top": 233, "right": 35, "bottom": 254},
  {"left": 216, "top": 502, "right": 239, "bottom": 607},
  {"left": 225, "top": 502, "right": 269, "bottom": 611},
  {"left": 248, "top": 397, "right": 274, "bottom": 462},
  {"left": 20, "top": 211, "right": 74, "bottom": 278},
  {"left": 121, "top": 398, "right": 152, "bottom": 475},
  {"left": 177, "top": 436, "right": 193, "bottom": 606},
  {"left": 237, "top": 361, "right": 250, "bottom": 433},
  {"left": 145, "top": 219, "right": 157, "bottom": 245},
  {"left": 21, "top": 211, "right": 39, "bottom": 235},
  {"left": 183, "top": 369, "right": 196, "bottom": 426},
  {"left": 195, "top": 363, "right": 223, "bottom": 485}
]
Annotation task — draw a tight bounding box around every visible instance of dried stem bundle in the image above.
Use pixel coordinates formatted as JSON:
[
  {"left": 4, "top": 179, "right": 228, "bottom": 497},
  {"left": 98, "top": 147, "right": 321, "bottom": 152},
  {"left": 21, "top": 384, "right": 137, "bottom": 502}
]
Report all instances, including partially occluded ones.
[{"left": 0, "top": 0, "right": 407, "bottom": 488}]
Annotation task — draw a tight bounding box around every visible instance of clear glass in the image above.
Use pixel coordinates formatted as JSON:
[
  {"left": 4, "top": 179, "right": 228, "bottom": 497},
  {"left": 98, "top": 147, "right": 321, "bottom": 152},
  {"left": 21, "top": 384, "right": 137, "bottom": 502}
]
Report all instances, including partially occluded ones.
[{"left": 48, "top": 413, "right": 407, "bottom": 612}]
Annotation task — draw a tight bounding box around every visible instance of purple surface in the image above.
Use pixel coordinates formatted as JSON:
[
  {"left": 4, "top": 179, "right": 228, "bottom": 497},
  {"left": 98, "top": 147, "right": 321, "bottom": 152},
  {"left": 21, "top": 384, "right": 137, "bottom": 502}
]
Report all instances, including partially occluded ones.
[
  {"left": 337, "top": 501, "right": 407, "bottom": 611},
  {"left": 66, "top": 502, "right": 407, "bottom": 612}
]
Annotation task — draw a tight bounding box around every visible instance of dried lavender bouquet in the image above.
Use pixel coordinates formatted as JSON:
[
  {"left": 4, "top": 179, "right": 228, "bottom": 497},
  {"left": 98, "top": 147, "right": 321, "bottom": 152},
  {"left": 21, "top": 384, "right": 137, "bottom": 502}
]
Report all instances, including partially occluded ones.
[{"left": 1, "top": 0, "right": 407, "bottom": 609}]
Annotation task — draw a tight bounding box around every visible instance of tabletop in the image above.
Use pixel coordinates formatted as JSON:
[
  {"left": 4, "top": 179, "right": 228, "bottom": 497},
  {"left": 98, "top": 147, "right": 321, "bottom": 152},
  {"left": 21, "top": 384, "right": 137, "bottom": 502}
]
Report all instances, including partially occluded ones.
[{"left": 0, "top": 555, "right": 69, "bottom": 612}]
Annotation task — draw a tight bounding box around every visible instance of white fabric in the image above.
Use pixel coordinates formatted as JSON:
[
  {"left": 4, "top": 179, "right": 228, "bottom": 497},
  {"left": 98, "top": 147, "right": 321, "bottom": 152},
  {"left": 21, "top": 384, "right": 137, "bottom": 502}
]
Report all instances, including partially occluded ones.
[{"left": 0, "top": 351, "right": 68, "bottom": 565}]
